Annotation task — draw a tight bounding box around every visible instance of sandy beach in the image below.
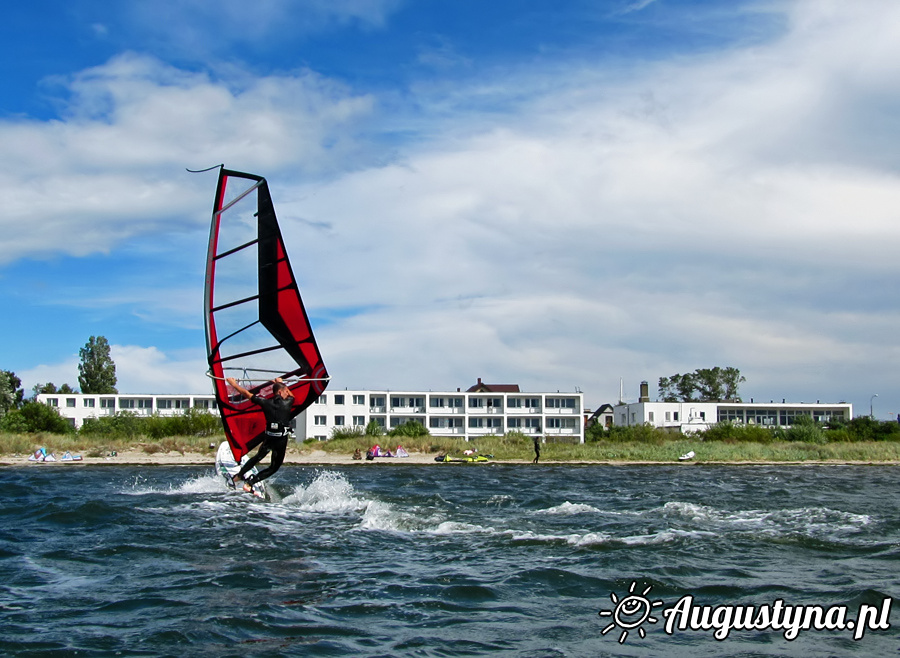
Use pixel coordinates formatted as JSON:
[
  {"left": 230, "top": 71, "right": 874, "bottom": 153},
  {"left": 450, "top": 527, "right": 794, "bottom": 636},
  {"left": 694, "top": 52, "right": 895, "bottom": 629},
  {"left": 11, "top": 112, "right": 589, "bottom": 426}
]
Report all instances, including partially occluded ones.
[{"left": 3, "top": 449, "right": 899, "bottom": 467}]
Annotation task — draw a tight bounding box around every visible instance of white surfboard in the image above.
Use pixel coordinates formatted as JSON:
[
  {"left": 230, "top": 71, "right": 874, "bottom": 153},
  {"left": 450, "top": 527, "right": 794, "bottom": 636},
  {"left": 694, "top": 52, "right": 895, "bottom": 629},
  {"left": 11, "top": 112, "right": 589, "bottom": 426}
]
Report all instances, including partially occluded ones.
[{"left": 214, "top": 441, "right": 267, "bottom": 499}]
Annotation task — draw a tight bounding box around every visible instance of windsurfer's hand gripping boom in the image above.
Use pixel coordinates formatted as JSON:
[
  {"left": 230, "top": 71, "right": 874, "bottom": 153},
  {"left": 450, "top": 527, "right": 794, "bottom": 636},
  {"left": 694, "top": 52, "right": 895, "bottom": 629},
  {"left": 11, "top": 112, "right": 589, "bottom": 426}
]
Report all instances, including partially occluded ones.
[{"left": 226, "top": 377, "right": 294, "bottom": 402}]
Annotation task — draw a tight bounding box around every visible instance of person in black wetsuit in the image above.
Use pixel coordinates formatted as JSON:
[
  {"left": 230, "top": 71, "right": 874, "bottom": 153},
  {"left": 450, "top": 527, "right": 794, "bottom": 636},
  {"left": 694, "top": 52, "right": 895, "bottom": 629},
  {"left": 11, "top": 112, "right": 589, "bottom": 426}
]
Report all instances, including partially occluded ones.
[{"left": 226, "top": 377, "right": 294, "bottom": 493}]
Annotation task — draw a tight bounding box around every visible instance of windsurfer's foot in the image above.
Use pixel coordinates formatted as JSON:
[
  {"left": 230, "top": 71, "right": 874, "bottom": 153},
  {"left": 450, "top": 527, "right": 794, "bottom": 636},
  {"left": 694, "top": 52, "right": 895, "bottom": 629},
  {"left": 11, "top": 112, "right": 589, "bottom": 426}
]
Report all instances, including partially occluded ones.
[
  {"left": 232, "top": 474, "right": 243, "bottom": 484},
  {"left": 242, "top": 483, "right": 253, "bottom": 493}
]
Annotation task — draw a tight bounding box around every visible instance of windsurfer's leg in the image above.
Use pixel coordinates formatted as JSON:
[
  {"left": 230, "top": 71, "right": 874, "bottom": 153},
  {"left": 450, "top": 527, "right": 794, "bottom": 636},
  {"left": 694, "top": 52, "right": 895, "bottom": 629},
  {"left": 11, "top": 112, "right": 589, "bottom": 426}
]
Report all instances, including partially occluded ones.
[
  {"left": 246, "top": 438, "right": 287, "bottom": 485},
  {"left": 236, "top": 439, "right": 270, "bottom": 480}
]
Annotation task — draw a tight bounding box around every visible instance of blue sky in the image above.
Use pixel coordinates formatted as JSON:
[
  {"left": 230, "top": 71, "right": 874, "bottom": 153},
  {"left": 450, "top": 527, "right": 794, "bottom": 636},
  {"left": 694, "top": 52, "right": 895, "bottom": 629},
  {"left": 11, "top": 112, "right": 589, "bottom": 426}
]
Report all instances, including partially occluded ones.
[{"left": 2, "top": 0, "right": 899, "bottom": 418}]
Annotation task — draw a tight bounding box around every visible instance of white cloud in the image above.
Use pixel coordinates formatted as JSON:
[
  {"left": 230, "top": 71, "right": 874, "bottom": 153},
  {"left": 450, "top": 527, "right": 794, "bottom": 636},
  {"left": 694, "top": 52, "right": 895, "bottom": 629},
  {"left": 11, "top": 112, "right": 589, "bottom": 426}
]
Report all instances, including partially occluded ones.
[
  {"left": 17, "top": 345, "right": 210, "bottom": 396},
  {"left": 0, "top": 53, "right": 374, "bottom": 265}
]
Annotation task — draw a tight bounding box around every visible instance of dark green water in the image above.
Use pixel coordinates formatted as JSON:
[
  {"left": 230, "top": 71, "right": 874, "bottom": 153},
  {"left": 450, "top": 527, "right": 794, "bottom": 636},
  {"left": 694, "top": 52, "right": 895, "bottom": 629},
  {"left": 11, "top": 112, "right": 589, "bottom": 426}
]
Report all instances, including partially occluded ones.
[{"left": 1, "top": 464, "right": 897, "bottom": 656}]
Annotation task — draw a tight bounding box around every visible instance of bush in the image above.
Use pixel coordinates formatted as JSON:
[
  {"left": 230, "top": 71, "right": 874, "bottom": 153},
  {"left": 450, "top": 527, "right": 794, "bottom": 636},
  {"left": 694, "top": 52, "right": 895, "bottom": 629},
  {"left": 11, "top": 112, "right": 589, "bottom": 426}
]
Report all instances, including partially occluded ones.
[
  {"left": 845, "top": 417, "right": 900, "bottom": 442},
  {"left": 387, "top": 420, "right": 429, "bottom": 438},
  {"left": 80, "top": 409, "right": 221, "bottom": 439},
  {"left": 0, "top": 401, "right": 74, "bottom": 434},
  {"left": 782, "top": 415, "right": 827, "bottom": 444},
  {"left": 605, "top": 423, "right": 668, "bottom": 444},
  {"left": 702, "top": 421, "right": 777, "bottom": 443},
  {"left": 365, "top": 420, "right": 384, "bottom": 437},
  {"left": 331, "top": 425, "right": 365, "bottom": 440}
]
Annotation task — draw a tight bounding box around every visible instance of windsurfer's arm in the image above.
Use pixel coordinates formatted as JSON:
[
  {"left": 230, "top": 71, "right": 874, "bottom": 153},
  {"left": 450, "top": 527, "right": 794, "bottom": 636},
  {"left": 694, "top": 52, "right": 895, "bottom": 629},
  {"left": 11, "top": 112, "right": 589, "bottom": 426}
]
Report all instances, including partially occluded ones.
[{"left": 226, "top": 377, "right": 255, "bottom": 401}]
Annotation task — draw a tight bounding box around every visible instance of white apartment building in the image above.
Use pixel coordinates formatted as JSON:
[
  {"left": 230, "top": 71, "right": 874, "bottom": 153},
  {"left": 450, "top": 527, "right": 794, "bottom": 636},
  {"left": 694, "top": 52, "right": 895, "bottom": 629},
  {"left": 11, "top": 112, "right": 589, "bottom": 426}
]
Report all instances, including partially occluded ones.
[
  {"left": 298, "top": 387, "right": 585, "bottom": 443},
  {"left": 37, "top": 393, "right": 217, "bottom": 429},
  {"left": 614, "top": 382, "right": 852, "bottom": 433},
  {"left": 37, "top": 383, "right": 585, "bottom": 443}
]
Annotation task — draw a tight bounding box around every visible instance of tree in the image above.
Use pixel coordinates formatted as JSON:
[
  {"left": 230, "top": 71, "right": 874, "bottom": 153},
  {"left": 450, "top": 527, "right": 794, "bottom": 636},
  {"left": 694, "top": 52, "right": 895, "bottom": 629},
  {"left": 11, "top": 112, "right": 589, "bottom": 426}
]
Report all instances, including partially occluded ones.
[
  {"left": 2, "top": 371, "right": 24, "bottom": 409},
  {"left": 658, "top": 367, "right": 745, "bottom": 402},
  {"left": 78, "top": 336, "right": 118, "bottom": 394},
  {"left": 33, "top": 382, "right": 58, "bottom": 396},
  {"left": 0, "top": 372, "right": 15, "bottom": 415}
]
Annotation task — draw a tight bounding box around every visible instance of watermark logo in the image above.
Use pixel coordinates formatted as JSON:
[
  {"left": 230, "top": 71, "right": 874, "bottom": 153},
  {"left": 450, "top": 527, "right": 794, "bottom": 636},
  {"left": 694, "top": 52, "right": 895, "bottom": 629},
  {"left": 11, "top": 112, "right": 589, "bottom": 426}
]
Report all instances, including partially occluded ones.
[
  {"left": 598, "top": 581, "right": 665, "bottom": 643},
  {"left": 599, "top": 584, "right": 892, "bottom": 643}
]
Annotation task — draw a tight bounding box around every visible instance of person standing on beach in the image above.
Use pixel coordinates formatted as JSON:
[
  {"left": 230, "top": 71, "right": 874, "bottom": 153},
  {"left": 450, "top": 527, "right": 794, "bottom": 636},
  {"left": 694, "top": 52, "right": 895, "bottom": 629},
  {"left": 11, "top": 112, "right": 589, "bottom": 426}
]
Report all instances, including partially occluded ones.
[
  {"left": 226, "top": 377, "right": 294, "bottom": 492},
  {"left": 533, "top": 435, "right": 541, "bottom": 464}
]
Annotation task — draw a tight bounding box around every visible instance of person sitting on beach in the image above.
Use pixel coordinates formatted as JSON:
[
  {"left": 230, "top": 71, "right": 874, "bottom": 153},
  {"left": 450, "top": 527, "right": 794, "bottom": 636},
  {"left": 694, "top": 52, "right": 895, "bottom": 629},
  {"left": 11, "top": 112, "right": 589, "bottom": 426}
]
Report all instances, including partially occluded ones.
[
  {"left": 353, "top": 448, "right": 362, "bottom": 460},
  {"left": 226, "top": 377, "right": 295, "bottom": 492}
]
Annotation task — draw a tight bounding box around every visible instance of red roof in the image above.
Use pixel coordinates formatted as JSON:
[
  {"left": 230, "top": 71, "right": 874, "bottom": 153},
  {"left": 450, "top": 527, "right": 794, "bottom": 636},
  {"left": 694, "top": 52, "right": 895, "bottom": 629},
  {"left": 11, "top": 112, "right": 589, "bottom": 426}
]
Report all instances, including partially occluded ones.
[{"left": 466, "top": 377, "right": 520, "bottom": 393}]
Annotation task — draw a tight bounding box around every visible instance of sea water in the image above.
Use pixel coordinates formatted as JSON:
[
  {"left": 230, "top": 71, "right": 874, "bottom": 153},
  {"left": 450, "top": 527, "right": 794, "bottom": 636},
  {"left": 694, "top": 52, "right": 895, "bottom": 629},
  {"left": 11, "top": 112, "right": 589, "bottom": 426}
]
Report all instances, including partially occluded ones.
[{"left": 0, "top": 464, "right": 897, "bottom": 656}]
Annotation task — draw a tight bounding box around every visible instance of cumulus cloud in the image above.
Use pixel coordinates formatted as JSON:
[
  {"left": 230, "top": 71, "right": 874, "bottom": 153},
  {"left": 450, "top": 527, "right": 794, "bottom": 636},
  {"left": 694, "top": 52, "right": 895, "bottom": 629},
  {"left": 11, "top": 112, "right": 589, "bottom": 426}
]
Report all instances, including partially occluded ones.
[
  {"left": 17, "top": 345, "right": 209, "bottom": 396},
  {"left": 0, "top": 53, "right": 374, "bottom": 264}
]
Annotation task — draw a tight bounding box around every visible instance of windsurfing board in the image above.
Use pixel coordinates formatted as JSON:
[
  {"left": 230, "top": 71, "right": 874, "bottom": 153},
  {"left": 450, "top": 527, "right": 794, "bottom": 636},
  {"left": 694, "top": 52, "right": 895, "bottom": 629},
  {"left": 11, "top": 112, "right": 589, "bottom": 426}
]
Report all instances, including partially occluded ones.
[{"left": 215, "top": 441, "right": 267, "bottom": 499}]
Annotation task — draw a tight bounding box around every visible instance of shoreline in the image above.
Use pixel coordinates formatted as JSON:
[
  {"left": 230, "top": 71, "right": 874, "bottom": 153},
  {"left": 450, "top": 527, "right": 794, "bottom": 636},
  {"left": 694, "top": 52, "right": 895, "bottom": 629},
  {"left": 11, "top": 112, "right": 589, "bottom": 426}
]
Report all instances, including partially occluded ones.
[{"left": 3, "top": 449, "right": 900, "bottom": 467}]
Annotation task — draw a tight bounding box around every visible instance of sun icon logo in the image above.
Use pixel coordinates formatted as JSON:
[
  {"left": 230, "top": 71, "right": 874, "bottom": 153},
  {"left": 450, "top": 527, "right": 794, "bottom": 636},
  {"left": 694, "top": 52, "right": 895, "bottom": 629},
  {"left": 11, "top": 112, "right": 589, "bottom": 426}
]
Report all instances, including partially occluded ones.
[{"left": 598, "top": 581, "right": 664, "bottom": 644}]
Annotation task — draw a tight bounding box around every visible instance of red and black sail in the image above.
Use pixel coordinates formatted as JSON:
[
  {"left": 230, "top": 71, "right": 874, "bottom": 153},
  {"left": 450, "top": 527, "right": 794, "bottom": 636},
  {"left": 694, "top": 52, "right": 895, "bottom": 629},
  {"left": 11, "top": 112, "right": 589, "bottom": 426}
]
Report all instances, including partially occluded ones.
[{"left": 204, "top": 168, "right": 329, "bottom": 459}]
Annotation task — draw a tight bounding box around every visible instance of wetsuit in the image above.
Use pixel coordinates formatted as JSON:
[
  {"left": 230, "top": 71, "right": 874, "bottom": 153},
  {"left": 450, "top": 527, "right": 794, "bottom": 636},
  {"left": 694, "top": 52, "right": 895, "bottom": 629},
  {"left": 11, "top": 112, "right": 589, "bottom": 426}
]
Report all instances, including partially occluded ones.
[{"left": 236, "top": 394, "right": 295, "bottom": 486}]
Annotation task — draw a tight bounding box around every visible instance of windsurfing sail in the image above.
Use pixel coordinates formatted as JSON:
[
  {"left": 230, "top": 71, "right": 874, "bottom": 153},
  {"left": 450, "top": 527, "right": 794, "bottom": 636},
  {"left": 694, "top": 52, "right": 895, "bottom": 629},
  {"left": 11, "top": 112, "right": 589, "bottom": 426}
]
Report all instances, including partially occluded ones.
[{"left": 204, "top": 167, "right": 329, "bottom": 460}]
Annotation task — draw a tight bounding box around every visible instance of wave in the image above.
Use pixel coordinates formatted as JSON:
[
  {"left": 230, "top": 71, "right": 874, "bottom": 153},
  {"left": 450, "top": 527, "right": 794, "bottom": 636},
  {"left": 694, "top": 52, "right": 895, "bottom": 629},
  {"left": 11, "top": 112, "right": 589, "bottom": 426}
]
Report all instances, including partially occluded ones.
[
  {"left": 660, "top": 501, "right": 872, "bottom": 530},
  {"left": 533, "top": 501, "right": 604, "bottom": 516}
]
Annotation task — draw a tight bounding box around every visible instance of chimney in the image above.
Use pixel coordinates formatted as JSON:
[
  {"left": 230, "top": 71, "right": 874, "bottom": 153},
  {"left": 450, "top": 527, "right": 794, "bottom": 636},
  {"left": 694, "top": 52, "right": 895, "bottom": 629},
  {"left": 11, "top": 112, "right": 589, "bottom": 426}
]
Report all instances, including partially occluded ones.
[{"left": 639, "top": 381, "right": 650, "bottom": 403}]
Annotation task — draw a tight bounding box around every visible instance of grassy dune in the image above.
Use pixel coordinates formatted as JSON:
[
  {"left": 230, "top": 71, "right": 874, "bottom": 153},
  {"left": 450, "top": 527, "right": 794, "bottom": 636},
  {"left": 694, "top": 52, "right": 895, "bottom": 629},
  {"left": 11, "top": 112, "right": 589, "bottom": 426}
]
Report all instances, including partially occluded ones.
[
  {"left": 314, "top": 435, "right": 900, "bottom": 463},
  {"left": 3, "top": 431, "right": 900, "bottom": 463}
]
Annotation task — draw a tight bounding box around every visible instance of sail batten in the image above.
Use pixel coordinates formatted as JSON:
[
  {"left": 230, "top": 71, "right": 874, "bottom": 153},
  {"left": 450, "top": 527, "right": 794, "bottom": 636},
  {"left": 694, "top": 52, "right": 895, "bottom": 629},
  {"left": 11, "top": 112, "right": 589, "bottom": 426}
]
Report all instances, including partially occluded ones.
[{"left": 204, "top": 167, "right": 329, "bottom": 460}]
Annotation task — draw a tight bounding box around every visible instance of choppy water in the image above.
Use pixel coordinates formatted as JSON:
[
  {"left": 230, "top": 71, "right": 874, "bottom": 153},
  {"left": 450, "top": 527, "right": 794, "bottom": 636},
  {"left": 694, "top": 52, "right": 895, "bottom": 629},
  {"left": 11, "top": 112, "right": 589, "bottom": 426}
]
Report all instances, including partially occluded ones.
[{"left": 1, "top": 464, "right": 898, "bottom": 656}]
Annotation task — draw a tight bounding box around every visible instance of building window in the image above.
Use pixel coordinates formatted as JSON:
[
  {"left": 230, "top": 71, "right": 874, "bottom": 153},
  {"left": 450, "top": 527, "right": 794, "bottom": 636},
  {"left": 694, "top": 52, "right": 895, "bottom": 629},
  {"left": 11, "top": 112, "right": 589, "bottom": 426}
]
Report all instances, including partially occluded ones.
[
  {"left": 66, "top": 398, "right": 76, "bottom": 408},
  {"left": 352, "top": 395, "right": 365, "bottom": 405},
  {"left": 193, "top": 399, "right": 211, "bottom": 409},
  {"left": 648, "top": 411, "right": 654, "bottom": 422},
  {"left": 137, "top": 399, "right": 153, "bottom": 410},
  {"left": 468, "top": 417, "right": 484, "bottom": 428},
  {"left": 430, "top": 397, "right": 445, "bottom": 408},
  {"left": 157, "top": 399, "right": 173, "bottom": 409},
  {"left": 525, "top": 418, "right": 542, "bottom": 430},
  {"left": 469, "top": 398, "right": 485, "bottom": 408},
  {"left": 120, "top": 399, "right": 136, "bottom": 409},
  {"left": 370, "top": 396, "right": 385, "bottom": 408},
  {"left": 547, "top": 418, "right": 576, "bottom": 429},
  {"left": 83, "top": 398, "right": 95, "bottom": 408},
  {"left": 353, "top": 416, "right": 365, "bottom": 426},
  {"left": 335, "top": 415, "right": 345, "bottom": 426},
  {"left": 508, "top": 398, "right": 522, "bottom": 408},
  {"left": 46, "top": 398, "right": 58, "bottom": 407},
  {"left": 316, "top": 395, "right": 327, "bottom": 404},
  {"left": 100, "top": 398, "right": 115, "bottom": 409},
  {"left": 665, "top": 411, "right": 671, "bottom": 421},
  {"left": 335, "top": 395, "right": 345, "bottom": 405},
  {"left": 547, "top": 398, "right": 575, "bottom": 409},
  {"left": 674, "top": 412, "right": 679, "bottom": 421},
  {"left": 314, "top": 416, "right": 326, "bottom": 426}
]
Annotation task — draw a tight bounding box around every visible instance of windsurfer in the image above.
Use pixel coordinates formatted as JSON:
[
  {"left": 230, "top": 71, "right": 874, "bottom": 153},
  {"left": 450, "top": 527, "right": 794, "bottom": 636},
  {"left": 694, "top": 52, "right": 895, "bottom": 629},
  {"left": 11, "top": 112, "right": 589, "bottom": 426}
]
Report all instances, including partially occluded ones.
[{"left": 226, "top": 377, "right": 294, "bottom": 492}]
